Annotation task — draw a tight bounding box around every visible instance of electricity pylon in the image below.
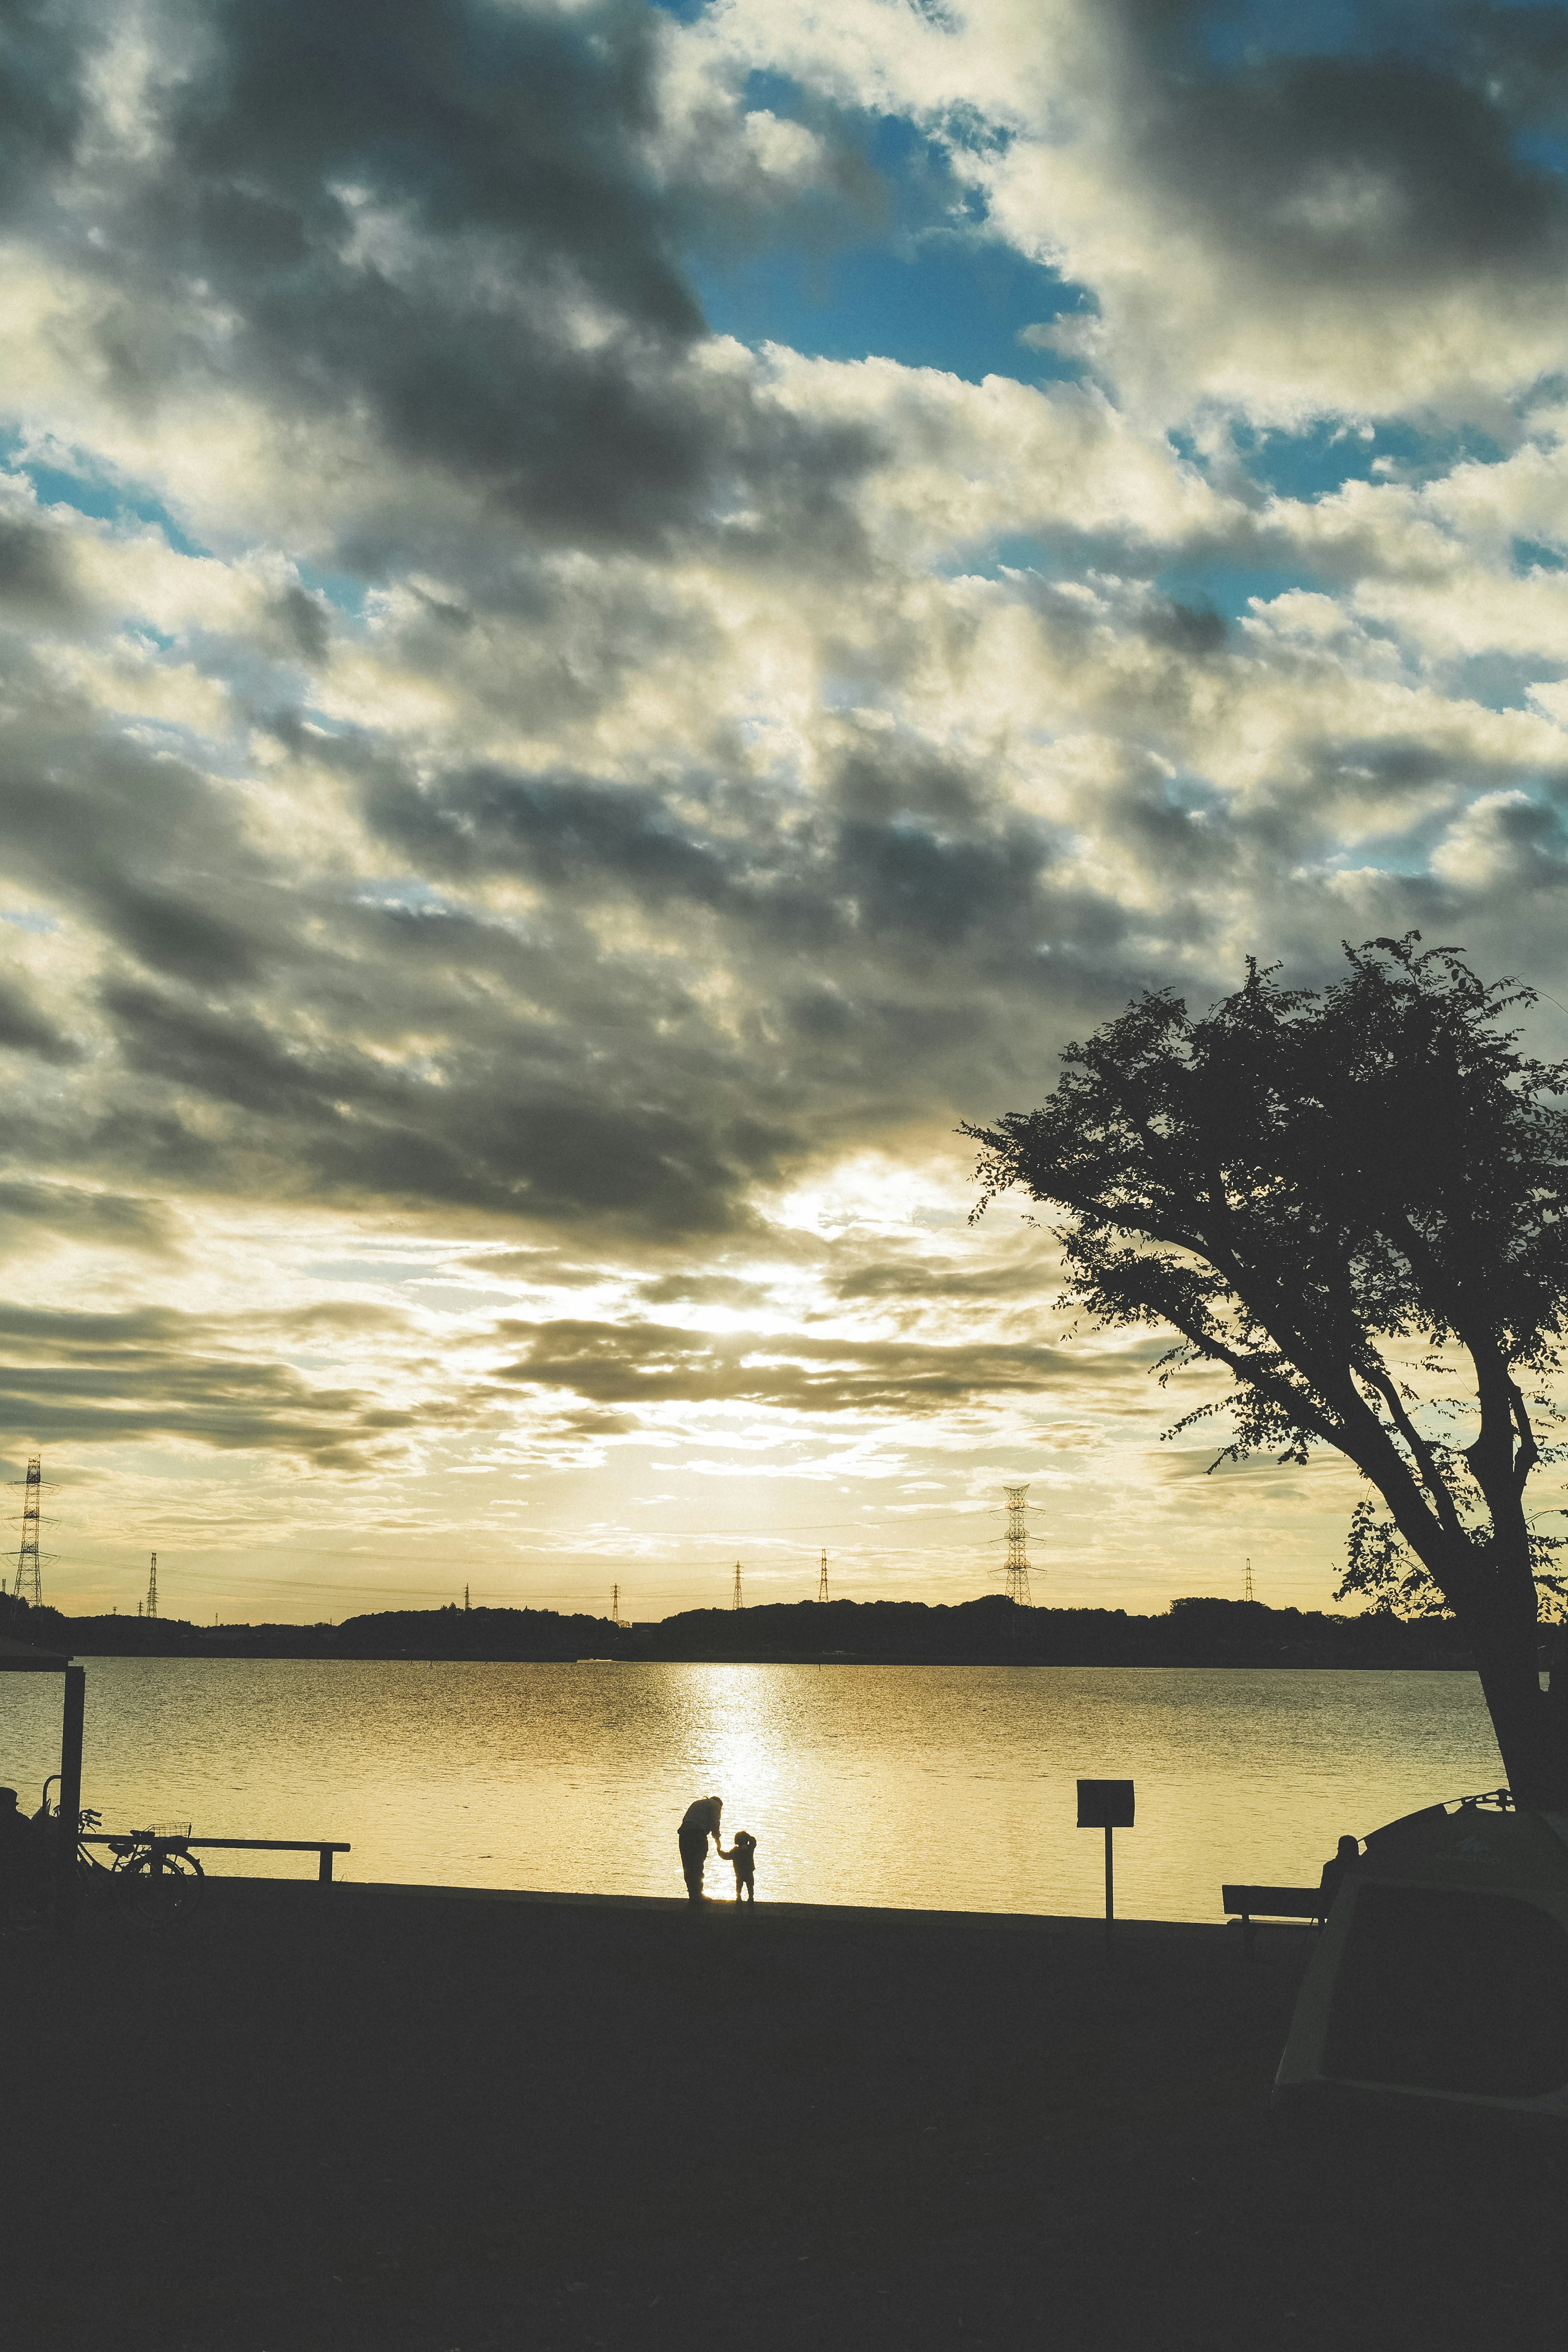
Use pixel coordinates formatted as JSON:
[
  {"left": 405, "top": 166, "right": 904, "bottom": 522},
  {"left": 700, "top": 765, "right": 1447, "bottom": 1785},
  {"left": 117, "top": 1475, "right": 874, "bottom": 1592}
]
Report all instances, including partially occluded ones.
[
  {"left": 146, "top": 1552, "right": 158, "bottom": 1619},
  {"left": 732, "top": 1560, "right": 743, "bottom": 1610},
  {"left": 11, "top": 1454, "right": 42, "bottom": 1604},
  {"left": 817, "top": 1549, "right": 829, "bottom": 1603},
  {"left": 1003, "top": 1483, "right": 1033, "bottom": 1607}
]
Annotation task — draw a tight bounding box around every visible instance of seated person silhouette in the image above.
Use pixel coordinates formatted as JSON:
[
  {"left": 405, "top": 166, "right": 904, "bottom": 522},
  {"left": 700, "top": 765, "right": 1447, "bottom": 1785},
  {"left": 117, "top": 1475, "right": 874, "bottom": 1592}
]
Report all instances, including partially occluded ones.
[
  {"left": 1317, "top": 1834, "right": 1361, "bottom": 1916},
  {"left": 718, "top": 1829, "right": 757, "bottom": 1904},
  {"left": 0, "top": 1786, "right": 46, "bottom": 1901},
  {"left": 677, "top": 1795, "right": 723, "bottom": 1902}
]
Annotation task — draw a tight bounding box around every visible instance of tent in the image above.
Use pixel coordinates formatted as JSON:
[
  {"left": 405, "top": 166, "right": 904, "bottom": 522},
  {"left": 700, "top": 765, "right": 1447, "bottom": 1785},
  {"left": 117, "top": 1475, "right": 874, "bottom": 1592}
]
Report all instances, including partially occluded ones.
[{"left": 1274, "top": 1790, "right": 1568, "bottom": 2122}]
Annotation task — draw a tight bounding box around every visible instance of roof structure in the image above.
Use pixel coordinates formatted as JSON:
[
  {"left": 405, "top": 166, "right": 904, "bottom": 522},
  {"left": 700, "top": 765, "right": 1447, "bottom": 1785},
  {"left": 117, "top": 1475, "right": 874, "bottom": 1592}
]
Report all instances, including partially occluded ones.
[{"left": 0, "top": 1630, "right": 73, "bottom": 1672}]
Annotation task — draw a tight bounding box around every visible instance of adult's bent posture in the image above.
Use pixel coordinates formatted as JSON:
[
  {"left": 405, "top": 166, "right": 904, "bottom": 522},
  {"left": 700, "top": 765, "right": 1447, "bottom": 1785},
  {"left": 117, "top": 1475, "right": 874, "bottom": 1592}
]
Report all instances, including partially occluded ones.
[{"left": 678, "top": 1796, "right": 722, "bottom": 1902}]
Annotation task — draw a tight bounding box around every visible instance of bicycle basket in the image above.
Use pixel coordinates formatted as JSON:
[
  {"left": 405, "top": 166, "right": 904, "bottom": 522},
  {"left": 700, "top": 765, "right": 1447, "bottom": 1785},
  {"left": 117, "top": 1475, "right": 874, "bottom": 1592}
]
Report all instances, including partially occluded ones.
[{"left": 139, "top": 1821, "right": 192, "bottom": 1841}]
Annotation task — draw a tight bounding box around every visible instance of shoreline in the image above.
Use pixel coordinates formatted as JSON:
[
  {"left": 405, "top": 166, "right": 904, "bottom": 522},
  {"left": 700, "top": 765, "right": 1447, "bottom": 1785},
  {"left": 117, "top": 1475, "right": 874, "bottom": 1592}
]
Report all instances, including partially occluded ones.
[
  {"left": 64, "top": 1648, "right": 1483, "bottom": 1670},
  {"left": 206, "top": 1873, "right": 1257, "bottom": 1937}
]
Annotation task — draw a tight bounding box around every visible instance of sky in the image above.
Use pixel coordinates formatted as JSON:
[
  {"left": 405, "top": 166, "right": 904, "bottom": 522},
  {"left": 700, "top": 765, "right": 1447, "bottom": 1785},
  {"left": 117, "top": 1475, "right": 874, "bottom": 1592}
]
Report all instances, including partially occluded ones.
[{"left": 7, "top": 0, "right": 1568, "bottom": 1625}]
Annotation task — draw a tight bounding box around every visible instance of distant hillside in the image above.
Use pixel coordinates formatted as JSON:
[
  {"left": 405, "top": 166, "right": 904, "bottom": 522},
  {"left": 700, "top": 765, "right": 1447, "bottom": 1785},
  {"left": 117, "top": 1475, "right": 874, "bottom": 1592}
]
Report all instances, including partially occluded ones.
[{"left": 0, "top": 1589, "right": 1472, "bottom": 1668}]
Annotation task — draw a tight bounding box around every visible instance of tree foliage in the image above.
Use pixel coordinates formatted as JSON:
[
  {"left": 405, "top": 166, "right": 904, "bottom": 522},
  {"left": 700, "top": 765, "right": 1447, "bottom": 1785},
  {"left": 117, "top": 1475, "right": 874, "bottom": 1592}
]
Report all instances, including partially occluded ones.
[
  {"left": 1336, "top": 1498, "right": 1567, "bottom": 1623},
  {"left": 964, "top": 935, "right": 1568, "bottom": 1800}
]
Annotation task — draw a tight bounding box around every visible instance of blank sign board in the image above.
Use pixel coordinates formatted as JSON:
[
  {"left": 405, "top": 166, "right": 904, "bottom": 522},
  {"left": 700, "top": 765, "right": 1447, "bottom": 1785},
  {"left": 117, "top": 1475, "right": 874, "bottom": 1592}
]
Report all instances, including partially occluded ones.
[{"left": 1078, "top": 1779, "right": 1135, "bottom": 1829}]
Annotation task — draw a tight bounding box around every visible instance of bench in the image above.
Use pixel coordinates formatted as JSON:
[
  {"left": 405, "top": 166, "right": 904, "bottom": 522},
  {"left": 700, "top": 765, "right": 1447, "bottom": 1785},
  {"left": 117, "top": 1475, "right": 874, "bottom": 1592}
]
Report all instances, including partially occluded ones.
[
  {"left": 84, "top": 1835, "right": 351, "bottom": 1883},
  {"left": 1221, "top": 1883, "right": 1325, "bottom": 1959}
]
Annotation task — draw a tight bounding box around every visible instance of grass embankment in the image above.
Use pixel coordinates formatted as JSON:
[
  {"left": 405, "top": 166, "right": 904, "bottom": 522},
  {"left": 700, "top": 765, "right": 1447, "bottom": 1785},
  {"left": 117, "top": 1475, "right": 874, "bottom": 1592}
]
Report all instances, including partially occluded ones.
[{"left": 3, "top": 1884, "right": 1561, "bottom": 2349}]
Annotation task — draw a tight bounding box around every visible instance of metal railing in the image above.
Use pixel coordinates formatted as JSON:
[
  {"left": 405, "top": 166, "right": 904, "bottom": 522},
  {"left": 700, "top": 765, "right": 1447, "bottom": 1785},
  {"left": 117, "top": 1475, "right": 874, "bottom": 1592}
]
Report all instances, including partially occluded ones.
[{"left": 82, "top": 1834, "right": 350, "bottom": 1882}]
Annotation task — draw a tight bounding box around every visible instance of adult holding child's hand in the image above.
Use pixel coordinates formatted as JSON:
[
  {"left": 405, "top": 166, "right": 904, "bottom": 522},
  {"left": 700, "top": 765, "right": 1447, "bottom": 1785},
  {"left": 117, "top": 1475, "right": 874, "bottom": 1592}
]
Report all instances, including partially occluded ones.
[{"left": 677, "top": 1795, "right": 722, "bottom": 1903}]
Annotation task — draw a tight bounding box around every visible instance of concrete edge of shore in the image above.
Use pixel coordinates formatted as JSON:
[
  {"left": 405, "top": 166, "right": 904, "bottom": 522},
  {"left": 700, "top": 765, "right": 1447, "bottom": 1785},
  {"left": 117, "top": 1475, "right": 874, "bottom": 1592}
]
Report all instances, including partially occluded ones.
[{"left": 200, "top": 1874, "right": 1311, "bottom": 1943}]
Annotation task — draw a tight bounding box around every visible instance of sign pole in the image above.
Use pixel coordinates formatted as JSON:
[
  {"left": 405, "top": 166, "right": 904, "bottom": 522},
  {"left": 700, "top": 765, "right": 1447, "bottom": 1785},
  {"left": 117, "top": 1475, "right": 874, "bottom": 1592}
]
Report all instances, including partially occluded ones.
[{"left": 1077, "top": 1779, "right": 1134, "bottom": 1942}]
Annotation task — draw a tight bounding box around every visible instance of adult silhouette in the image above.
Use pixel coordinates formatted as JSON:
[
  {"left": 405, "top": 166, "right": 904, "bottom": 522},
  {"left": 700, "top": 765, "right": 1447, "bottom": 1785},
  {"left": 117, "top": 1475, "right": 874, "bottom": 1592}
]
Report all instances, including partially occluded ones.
[
  {"left": 677, "top": 1795, "right": 722, "bottom": 1902},
  {"left": 0, "top": 1786, "right": 45, "bottom": 1903}
]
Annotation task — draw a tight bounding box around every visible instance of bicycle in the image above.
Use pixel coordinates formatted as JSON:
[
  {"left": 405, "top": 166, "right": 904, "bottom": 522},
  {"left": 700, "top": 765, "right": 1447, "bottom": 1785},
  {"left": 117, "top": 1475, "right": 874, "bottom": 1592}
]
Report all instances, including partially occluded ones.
[
  {"left": 102, "top": 1824, "right": 205, "bottom": 1921},
  {"left": 38, "top": 1778, "right": 205, "bottom": 1924}
]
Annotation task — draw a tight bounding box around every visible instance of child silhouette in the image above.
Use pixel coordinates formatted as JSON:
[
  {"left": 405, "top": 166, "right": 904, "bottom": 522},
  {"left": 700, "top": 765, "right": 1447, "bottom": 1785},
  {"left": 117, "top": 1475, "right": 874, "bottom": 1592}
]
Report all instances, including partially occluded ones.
[{"left": 718, "top": 1829, "right": 757, "bottom": 1904}]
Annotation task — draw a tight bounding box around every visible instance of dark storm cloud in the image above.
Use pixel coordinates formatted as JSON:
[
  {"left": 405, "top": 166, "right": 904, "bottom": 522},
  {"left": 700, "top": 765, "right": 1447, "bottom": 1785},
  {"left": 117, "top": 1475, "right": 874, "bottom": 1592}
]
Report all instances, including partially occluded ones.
[
  {"left": 0, "top": 1302, "right": 414, "bottom": 1464},
  {"left": 0, "top": 968, "right": 77, "bottom": 1062},
  {"left": 12, "top": 0, "right": 880, "bottom": 560},
  {"left": 364, "top": 749, "right": 1082, "bottom": 962},
  {"left": 0, "top": 0, "right": 84, "bottom": 213},
  {"left": 368, "top": 765, "right": 741, "bottom": 907},
  {"left": 492, "top": 1314, "right": 1149, "bottom": 1414},
  {"left": 0, "top": 517, "right": 80, "bottom": 622},
  {"left": 94, "top": 970, "right": 797, "bottom": 1233},
  {"left": 830, "top": 1253, "right": 1045, "bottom": 1304},
  {"left": 0, "top": 698, "right": 1164, "bottom": 1240},
  {"left": 1122, "top": 2, "right": 1568, "bottom": 289},
  {"left": 0, "top": 669, "right": 828, "bottom": 1233},
  {"left": 0, "top": 1182, "right": 173, "bottom": 1257},
  {"left": 0, "top": 696, "right": 291, "bottom": 988}
]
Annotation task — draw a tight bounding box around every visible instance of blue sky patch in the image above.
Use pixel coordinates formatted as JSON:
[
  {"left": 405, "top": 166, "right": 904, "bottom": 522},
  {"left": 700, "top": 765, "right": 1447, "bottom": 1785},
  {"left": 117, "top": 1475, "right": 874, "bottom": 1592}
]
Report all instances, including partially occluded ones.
[
  {"left": 1171, "top": 417, "right": 1511, "bottom": 508},
  {"left": 696, "top": 230, "right": 1079, "bottom": 382},
  {"left": 689, "top": 83, "right": 1076, "bottom": 383},
  {"left": 2, "top": 438, "right": 207, "bottom": 558},
  {"left": 1155, "top": 559, "right": 1321, "bottom": 622}
]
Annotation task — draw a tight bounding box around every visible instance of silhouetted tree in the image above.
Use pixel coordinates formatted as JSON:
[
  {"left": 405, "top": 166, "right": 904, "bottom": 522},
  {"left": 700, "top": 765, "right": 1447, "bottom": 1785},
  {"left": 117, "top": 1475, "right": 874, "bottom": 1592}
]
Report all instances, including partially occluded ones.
[{"left": 965, "top": 936, "right": 1568, "bottom": 1804}]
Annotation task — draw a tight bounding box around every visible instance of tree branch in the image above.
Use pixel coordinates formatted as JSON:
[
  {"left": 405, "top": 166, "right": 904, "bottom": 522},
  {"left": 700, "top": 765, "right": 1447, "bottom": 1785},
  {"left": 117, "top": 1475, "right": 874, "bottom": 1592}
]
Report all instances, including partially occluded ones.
[{"left": 1361, "top": 1366, "right": 1466, "bottom": 1543}]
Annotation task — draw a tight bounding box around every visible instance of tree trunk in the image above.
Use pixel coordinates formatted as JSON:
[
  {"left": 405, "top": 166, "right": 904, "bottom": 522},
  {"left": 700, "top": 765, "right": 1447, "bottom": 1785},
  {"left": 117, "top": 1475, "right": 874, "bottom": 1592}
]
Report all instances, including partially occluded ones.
[{"left": 1466, "top": 1615, "right": 1568, "bottom": 1809}]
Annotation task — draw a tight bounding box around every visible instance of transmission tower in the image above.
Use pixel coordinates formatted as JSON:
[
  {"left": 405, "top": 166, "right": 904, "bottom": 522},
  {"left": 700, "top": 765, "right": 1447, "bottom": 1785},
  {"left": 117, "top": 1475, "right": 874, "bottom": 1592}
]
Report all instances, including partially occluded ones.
[
  {"left": 611, "top": 1582, "right": 621, "bottom": 1626},
  {"left": 817, "top": 1549, "right": 829, "bottom": 1603},
  {"left": 146, "top": 1552, "right": 158, "bottom": 1620},
  {"left": 1244, "top": 1556, "right": 1254, "bottom": 1603},
  {"left": 11, "top": 1454, "right": 42, "bottom": 1605},
  {"left": 732, "top": 1560, "right": 744, "bottom": 1610},
  {"left": 1003, "top": 1483, "right": 1033, "bottom": 1607},
  {"left": 463, "top": 1581, "right": 470, "bottom": 1612}
]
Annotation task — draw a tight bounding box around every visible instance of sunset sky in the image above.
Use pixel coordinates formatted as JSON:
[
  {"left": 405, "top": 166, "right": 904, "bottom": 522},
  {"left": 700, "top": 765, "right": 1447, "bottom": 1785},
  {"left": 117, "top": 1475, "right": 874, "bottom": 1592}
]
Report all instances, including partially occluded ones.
[{"left": 7, "top": 0, "right": 1568, "bottom": 1622}]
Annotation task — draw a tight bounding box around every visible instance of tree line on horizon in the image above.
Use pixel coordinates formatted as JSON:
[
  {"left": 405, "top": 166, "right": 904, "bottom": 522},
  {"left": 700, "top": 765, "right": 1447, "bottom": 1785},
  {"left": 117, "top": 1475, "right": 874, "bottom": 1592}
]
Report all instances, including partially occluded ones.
[{"left": 0, "top": 1587, "right": 1474, "bottom": 1670}]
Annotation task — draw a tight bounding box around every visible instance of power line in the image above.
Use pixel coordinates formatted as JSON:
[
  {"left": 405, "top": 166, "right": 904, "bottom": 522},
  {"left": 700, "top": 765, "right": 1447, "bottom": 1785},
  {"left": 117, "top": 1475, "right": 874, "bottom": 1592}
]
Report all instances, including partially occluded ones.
[{"left": 82, "top": 1508, "right": 1011, "bottom": 1563}]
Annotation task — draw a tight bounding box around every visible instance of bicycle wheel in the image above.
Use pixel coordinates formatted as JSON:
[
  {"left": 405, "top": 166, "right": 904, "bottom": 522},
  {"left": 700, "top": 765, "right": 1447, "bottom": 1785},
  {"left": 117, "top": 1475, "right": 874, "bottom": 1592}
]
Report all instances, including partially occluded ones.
[
  {"left": 123, "top": 1848, "right": 205, "bottom": 1922},
  {"left": 76, "top": 1849, "right": 119, "bottom": 1914}
]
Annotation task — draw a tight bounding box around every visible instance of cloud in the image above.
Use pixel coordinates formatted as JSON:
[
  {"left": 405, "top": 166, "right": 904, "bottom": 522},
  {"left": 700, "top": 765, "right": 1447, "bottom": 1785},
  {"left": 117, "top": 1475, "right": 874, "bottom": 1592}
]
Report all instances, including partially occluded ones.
[
  {"left": 492, "top": 1313, "right": 1149, "bottom": 1416},
  {"left": 0, "top": 1301, "right": 416, "bottom": 1465},
  {"left": 2, "top": 0, "right": 1568, "bottom": 1616},
  {"left": 0, "top": 0, "right": 889, "bottom": 571},
  {"left": 0, "top": 1181, "right": 173, "bottom": 1259}
]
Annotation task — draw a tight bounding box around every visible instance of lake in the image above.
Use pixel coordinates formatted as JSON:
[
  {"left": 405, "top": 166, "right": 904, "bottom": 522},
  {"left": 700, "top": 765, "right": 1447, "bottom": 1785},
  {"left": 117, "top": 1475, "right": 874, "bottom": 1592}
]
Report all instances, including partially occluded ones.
[{"left": 2, "top": 1660, "right": 1505, "bottom": 1922}]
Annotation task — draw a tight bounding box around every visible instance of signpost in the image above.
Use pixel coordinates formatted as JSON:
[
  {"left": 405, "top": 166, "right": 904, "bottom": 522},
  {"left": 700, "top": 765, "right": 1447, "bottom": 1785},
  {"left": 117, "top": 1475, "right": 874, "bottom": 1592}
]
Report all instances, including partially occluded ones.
[{"left": 1077, "top": 1778, "right": 1134, "bottom": 1935}]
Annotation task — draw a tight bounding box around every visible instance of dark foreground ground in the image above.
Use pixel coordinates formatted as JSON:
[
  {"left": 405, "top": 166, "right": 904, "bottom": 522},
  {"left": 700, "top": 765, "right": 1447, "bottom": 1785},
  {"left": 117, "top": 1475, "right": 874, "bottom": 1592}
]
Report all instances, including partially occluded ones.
[{"left": 3, "top": 1882, "right": 1563, "bottom": 2351}]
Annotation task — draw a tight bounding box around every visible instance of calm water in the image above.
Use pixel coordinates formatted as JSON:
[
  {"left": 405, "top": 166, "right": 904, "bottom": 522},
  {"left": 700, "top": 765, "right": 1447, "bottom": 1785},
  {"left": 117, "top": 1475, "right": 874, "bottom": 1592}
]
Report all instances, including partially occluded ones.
[{"left": 2, "top": 1660, "right": 1504, "bottom": 1922}]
